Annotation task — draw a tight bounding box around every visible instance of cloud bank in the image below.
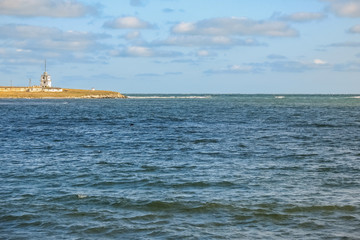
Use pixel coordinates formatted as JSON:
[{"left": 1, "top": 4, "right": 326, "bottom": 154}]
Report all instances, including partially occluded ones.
[
  {"left": 324, "top": 0, "right": 360, "bottom": 18},
  {"left": 110, "top": 46, "right": 182, "bottom": 58},
  {"left": 0, "top": 24, "right": 108, "bottom": 51},
  {"left": 281, "top": 12, "right": 326, "bottom": 22},
  {"left": 206, "top": 58, "right": 331, "bottom": 74},
  {"left": 0, "top": 0, "right": 97, "bottom": 18},
  {"left": 0, "top": 24, "right": 109, "bottom": 65},
  {"left": 147, "top": 17, "right": 295, "bottom": 49},
  {"left": 205, "top": 64, "right": 260, "bottom": 74},
  {"left": 156, "top": 35, "right": 263, "bottom": 47},
  {"left": 349, "top": 24, "right": 360, "bottom": 33},
  {"left": 172, "top": 17, "right": 298, "bottom": 37}
]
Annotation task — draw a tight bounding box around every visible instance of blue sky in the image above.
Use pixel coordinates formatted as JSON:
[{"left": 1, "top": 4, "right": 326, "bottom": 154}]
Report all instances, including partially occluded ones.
[{"left": 1, "top": 0, "right": 360, "bottom": 93}]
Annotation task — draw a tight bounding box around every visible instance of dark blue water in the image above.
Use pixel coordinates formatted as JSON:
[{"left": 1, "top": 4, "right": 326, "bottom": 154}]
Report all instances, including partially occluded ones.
[{"left": 1, "top": 95, "right": 360, "bottom": 239}]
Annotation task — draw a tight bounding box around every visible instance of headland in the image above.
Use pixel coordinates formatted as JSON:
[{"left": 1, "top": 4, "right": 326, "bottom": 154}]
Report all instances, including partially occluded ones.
[
  {"left": 0, "top": 87, "right": 126, "bottom": 99},
  {"left": 0, "top": 61, "right": 126, "bottom": 99}
]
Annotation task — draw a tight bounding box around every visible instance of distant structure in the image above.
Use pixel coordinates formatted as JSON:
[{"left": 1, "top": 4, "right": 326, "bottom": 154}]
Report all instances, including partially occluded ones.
[
  {"left": 0, "top": 60, "right": 62, "bottom": 92},
  {"left": 40, "top": 60, "right": 52, "bottom": 88}
]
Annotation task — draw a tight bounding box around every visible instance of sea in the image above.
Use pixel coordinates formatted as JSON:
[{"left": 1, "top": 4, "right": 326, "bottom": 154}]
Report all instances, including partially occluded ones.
[{"left": 1, "top": 94, "right": 360, "bottom": 239}]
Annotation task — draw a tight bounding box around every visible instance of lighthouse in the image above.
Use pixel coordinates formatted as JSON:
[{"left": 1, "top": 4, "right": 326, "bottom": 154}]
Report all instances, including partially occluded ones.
[{"left": 40, "top": 60, "right": 52, "bottom": 88}]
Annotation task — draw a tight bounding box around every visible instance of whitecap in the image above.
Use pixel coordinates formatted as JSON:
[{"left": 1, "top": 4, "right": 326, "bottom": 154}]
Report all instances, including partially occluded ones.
[{"left": 77, "top": 194, "right": 88, "bottom": 199}]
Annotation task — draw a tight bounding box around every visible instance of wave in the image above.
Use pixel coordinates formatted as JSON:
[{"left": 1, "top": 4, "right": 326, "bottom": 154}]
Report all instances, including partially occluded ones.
[
  {"left": 143, "top": 200, "right": 238, "bottom": 213},
  {"left": 66, "top": 194, "right": 238, "bottom": 214},
  {"left": 77, "top": 194, "right": 88, "bottom": 199},
  {"left": 127, "top": 96, "right": 211, "bottom": 99},
  {"left": 192, "top": 138, "right": 219, "bottom": 144},
  {"left": 284, "top": 205, "right": 356, "bottom": 213}
]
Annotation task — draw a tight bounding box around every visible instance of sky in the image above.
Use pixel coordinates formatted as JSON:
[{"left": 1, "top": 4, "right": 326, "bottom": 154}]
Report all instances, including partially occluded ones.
[{"left": 0, "top": 0, "right": 360, "bottom": 94}]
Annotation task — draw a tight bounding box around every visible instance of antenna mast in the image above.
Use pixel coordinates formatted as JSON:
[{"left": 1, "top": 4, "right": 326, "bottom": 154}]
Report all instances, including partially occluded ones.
[{"left": 45, "top": 59, "right": 47, "bottom": 72}]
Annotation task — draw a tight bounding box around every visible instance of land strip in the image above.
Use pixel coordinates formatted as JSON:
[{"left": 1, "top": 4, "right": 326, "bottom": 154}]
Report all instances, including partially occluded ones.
[{"left": 0, "top": 88, "right": 127, "bottom": 99}]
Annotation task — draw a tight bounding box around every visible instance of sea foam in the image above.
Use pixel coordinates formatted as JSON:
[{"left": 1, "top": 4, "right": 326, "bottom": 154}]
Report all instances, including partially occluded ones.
[{"left": 127, "top": 96, "right": 211, "bottom": 99}]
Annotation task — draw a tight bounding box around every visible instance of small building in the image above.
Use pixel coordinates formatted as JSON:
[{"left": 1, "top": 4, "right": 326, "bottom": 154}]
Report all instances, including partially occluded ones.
[
  {"left": 40, "top": 60, "right": 52, "bottom": 88},
  {"left": 40, "top": 71, "right": 51, "bottom": 88},
  {"left": 0, "top": 60, "right": 63, "bottom": 93}
]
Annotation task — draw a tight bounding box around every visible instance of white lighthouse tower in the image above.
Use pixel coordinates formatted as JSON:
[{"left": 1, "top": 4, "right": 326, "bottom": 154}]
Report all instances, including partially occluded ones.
[{"left": 40, "top": 60, "right": 52, "bottom": 88}]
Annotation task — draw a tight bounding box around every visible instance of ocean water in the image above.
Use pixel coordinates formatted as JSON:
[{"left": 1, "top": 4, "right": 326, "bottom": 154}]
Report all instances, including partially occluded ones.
[{"left": 1, "top": 94, "right": 360, "bottom": 239}]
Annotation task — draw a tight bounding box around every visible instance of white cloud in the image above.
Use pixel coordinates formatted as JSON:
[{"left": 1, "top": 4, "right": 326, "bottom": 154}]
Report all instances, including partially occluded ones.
[
  {"left": 206, "top": 58, "right": 331, "bottom": 75},
  {"left": 195, "top": 50, "right": 217, "bottom": 57},
  {"left": 0, "top": 23, "right": 114, "bottom": 67},
  {"left": 103, "top": 17, "right": 153, "bottom": 29},
  {"left": 172, "top": 22, "right": 196, "bottom": 33},
  {"left": 0, "top": 0, "right": 96, "bottom": 18},
  {"left": 230, "top": 65, "right": 254, "bottom": 72},
  {"left": 313, "top": 59, "right": 328, "bottom": 65},
  {"left": 349, "top": 24, "right": 360, "bottom": 33},
  {"left": 157, "top": 35, "right": 263, "bottom": 47},
  {"left": 136, "top": 71, "right": 182, "bottom": 78},
  {"left": 110, "top": 46, "right": 182, "bottom": 58},
  {"left": 127, "top": 46, "right": 153, "bottom": 57},
  {"left": 267, "top": 59, "right": 330, "bottom": 72},
  {"left": 197, "top": 50, "right": 210, "bottom": 57},
  {"left": 205, "top": 64, "right": 260, "bottom": 74},
  {"left": 0, "top": 24, "right": 108, "bottom": 53},
  {"left": 281, "top": 12, "right": 326, "bottom": 22},
  {"left": 323, "top": 0, "right": 360, "bottom": 18},
  {"left": 266, "top": 60, "right": 311, "bottom": 72},
  {"left": 0, "top": 45, "right": 100, "bottom": 67},
  {"left": 172, "top": 17, "right": 298, "bottom": 37},
  {"left": 16, "top": 48, "right": 31, "bottom": 53},
  {"left": 123, "top": 31, "right": 141, "bottom": 40}
]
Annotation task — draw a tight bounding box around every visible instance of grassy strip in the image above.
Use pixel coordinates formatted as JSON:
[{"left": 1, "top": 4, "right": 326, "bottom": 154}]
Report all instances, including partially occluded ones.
[{"left": 0, "top": 88, "right": 127, "bottom": 99}]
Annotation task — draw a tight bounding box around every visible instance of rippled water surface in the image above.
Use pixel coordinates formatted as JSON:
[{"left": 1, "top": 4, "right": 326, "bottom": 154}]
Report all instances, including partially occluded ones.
[{"left": 1, "top": 95, "right": 360, "bottom": 239}]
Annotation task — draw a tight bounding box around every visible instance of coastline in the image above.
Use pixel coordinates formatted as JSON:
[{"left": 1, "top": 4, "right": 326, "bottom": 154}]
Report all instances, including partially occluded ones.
[{"left": 0, "top": 88, "right": 127, "bottom": 99}]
